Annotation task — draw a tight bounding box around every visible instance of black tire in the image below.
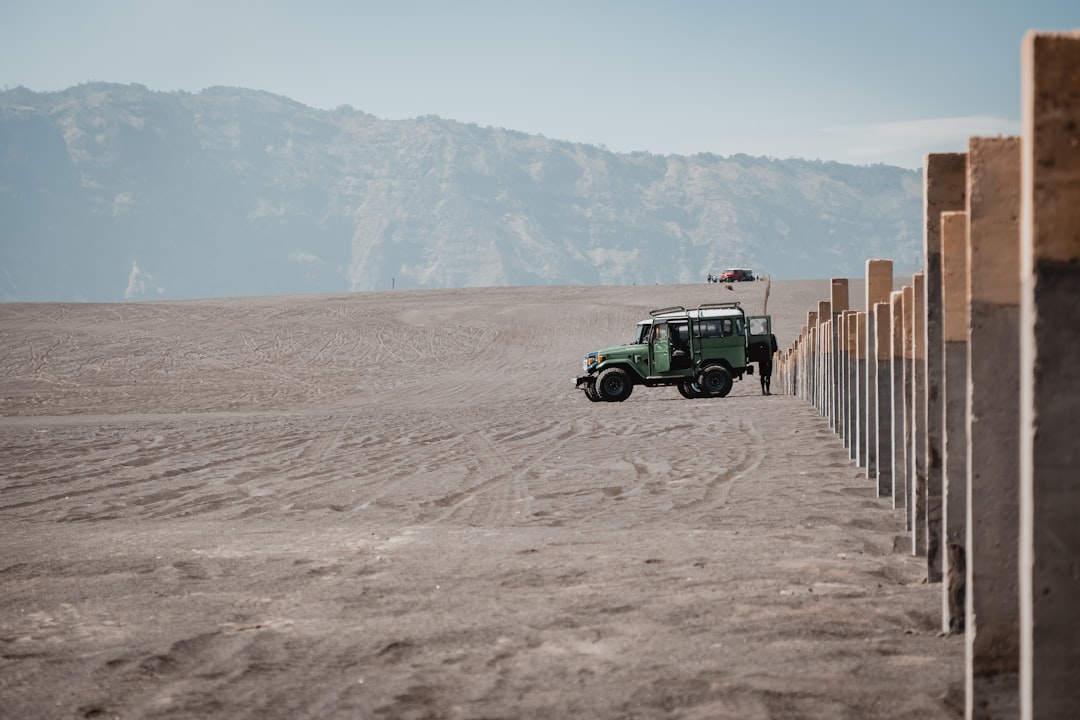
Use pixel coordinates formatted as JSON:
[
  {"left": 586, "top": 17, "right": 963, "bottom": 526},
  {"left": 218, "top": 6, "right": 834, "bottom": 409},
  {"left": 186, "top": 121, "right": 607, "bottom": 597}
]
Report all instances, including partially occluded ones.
[
  {"left": 595, "top": 367, "right": 633, "bottom": 402},
  {"left": 698, "top": 365, "right": 733, "bottom": 398},
  {"left": 584, "top": 383, "right": 602, "bottom": 402},
  {"left": 677, "top": 380, "right": 706, "bottom": 399}
]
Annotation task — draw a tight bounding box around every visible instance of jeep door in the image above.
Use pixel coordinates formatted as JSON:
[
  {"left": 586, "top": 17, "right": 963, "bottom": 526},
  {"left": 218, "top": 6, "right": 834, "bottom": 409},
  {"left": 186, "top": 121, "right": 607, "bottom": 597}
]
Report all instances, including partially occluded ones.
[
  {"left": 747, "top": 316, "right": 771, "bottom": 341},
  {"left": 746, "top": 315, "right": 774, "bottom": 363},
  {"left": 650, "top": 322, "right": 671, "bottom": 374}
]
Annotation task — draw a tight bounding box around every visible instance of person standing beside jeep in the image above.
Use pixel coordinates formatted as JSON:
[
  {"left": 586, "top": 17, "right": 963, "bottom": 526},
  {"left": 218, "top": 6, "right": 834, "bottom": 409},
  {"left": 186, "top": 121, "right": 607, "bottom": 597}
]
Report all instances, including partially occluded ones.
[{"left": 758, "top": 332, "right": 778, "bottom": 395}]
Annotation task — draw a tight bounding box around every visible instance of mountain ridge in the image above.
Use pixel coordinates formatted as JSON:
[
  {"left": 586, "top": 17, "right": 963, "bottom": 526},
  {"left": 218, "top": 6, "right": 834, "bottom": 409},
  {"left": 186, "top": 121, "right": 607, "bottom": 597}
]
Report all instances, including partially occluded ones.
[{"left": 1, "top": 82, "right": 922, "bottom": 302}]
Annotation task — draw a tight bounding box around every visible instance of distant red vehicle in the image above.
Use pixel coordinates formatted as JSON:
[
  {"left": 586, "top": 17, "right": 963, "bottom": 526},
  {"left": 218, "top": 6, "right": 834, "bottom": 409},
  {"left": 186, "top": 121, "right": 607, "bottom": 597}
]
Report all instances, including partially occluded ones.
[{"left": 717, "top": 268, "right": 755, "bottom": 282}]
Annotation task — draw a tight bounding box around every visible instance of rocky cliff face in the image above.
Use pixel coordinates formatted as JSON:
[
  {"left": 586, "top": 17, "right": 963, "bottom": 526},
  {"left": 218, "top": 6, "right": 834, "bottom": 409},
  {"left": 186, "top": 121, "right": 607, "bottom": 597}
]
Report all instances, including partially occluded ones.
[{"left": 1, "top": 83, "right": 922, "bottom": 301}]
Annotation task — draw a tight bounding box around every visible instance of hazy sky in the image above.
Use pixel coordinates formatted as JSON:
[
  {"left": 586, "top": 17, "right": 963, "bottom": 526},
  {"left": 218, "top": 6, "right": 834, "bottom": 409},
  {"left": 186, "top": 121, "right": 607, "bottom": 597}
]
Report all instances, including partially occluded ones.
[{"left": 2, "top": 1, "right": 1076, "bottom": 168}]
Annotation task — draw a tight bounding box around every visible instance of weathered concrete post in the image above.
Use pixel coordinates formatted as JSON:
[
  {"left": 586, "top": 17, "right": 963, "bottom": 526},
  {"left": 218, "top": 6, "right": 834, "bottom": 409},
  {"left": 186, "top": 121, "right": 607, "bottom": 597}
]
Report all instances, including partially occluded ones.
[
  {"left": 865, "top": 260, "right": 893, "bottom": 481},
  {"left": 819, "top": 319, "right": 828, "bottom": 414},
  {"left": 966, "top": 135, "right": 1021, "bottom": 719},
  {"left": 831, "top": 279, "right": 849, "bottom": 436},
  {"left": 817, "top": 301, "right": 831, "bottom": 417},
  {"left": 912, "top": 272, "right": 927, "bottom": 558},
  {"left": 786, "top": 346, "right": 795, "bottom": 396},
  {"left": 782, "top": 341, "right": 790, "bottom": 397},
  {"left": 795, "top": 330, "right": 801, "bottom": 400},
  {"left": 838, "top": 310, "right": 846, "bottom": 451},
  {"left": 838, "top": 312, "right": 848, "bottom": 444},
  {"left": 873, "top": 301, "right": 892, "bottom": 498},
  {"left": 855, "top": 312, "right": 867, "bottom": 469},
  {"left": 1019, "top": 30, "right": 1080, "bottom": 719},
  {"left": 797, "top": 326, "right": 807, "bottom": 399},
  {"left": 890, "top": 289, "right": 907, "bottom": 512},
  {"left": 807, "top": 311, "right": 818, "bottom": 406},
  {"left": 842, "top": 310, "right": 851, "bottom": 455},
  {"left": 924, "top": 153, "right": 966, "bottom": 583},
  {"left": 902, "top": 284, "right": 915, "bottom": 531},
  {"left": 823, "top": 318, "right": 833, "bottom": 423},
  {"left": 803, "top": 323, "right": 812, "bottom": 403},
  {"left": 846, "top": 311, "right": 859, "bottom": 461},
  {"left": 829, "top": 317, "right": 837, "bottom": 426},
  {"left": 941, "top": 210, "right": 969, "bottom": 635},
  {"left": 820, "top": 318, "right": 829, "bottom": 417},
  {"left": 782, "top": 342, "right": 788, "bottom": 396}
]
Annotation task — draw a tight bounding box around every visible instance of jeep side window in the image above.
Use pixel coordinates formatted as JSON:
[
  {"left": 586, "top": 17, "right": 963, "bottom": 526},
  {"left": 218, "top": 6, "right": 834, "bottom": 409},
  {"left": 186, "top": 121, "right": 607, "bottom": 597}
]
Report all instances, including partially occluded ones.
[
  {"left": 721, "top": 319, "right": 733, "bottom": 337},
  {"left": 673, "top": 323, "right": 689, "bottom": 347},
  {"left": 653, "top": 324, "right": 669, "bottom": 342}
]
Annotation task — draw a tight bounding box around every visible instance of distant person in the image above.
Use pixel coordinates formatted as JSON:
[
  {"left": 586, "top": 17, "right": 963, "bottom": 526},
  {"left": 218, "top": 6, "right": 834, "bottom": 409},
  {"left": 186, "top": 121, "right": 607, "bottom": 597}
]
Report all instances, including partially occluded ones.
[{"left": 759, "top": 333, "right": 778, "bottom": 396}]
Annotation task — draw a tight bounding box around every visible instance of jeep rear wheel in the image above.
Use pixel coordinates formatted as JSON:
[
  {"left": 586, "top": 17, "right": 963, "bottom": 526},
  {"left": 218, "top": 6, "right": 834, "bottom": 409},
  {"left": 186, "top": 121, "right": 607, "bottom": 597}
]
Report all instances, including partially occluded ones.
[
  {"left": 678, "top": 380, "right": 706, "bottom": 399},
  {"left": 699, "top": 365, "right": 733, "bottom": 398},
  {"left": 596, "top": 367, "right": 633, "bottom": 402}
]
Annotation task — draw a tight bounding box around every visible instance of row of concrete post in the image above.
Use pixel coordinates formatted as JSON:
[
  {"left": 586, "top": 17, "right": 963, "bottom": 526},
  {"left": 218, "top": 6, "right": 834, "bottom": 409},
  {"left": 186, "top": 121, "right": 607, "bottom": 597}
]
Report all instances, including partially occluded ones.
[{"left": 775, "top": 31, "right": 1078, "bottom": 720}]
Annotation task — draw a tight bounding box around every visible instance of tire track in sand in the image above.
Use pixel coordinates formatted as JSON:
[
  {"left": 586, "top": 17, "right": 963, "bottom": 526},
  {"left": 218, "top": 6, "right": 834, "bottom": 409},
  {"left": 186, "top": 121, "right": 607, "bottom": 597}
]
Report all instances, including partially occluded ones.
[{"left": 425, "top": 418, "right": 585, "bottom": 526}]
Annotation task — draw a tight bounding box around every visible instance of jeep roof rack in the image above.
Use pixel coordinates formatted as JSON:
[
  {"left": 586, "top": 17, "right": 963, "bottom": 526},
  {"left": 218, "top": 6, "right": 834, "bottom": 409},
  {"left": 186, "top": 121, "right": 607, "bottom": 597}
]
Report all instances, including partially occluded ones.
[
  {"left": 697, "top": 302, "right": 742, "bottom": 311},
  {"left": 649, "top": 305, "right": 687, "bottom": 317}
]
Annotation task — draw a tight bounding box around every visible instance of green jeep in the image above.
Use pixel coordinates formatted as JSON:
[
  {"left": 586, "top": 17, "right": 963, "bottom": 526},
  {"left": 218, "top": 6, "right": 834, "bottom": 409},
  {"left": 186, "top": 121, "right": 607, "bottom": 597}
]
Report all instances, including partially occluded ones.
[{"left": 575, "top": 302, "right": 773, "bottom": 402}]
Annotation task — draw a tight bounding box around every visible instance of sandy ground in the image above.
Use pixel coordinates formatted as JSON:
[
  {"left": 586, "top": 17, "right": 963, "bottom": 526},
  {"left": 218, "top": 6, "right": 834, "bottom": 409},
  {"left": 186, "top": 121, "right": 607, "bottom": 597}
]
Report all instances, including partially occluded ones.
[{"left": 0, "top": 281, "right": 962, "bottom": 719}]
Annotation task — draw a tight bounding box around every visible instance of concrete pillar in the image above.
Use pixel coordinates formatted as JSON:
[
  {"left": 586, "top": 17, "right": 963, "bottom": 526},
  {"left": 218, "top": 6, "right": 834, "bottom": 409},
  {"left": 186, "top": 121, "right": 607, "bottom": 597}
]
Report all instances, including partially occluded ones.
[
  {"left": 817, "top": 301, "right": 830, "bottom": 417},
  {"left": 784, "top": 340, "right": 792, "bottom": 398},
  {"left": 846, "top": 311, "right": 858, "bottom": 460},
  {"left": 784, "top": 347, "right": 793, "bottom": 396},
  {"left": 839, "top": 312, "right": 850, "bottom": 452},
  {"left": 796, "top": 337, "right": 803, "bottom": 397},
  {"left": 865, "top": 260, "right": 893, "bottom": 480},
  {"left": 855, "top": 311, "right": 867, "bottom": 469},
  {"left": 820, "top": 318, "right": 829, "bottom": 417},
  {"left": 807, "top": 311, "right": 818, "bottom": 406},
  {"left": 902, "top": 284, "right": 915, "bottom": 532},
  {"left": 840, "top": 311, "right": 852, "bottom": 452},
  {"left": 966, "top": 135, "right": 1022, "bottom": 719},
  {"left": 819, "top": 319, "right": 827, "bottom": 414},
  {"left": 800, "top": 326, "right": 808, "bottom": 401},
  {"left": 873, "top": 301, "right": 892, "bottom": 498},
  {"left": 831, "top": 279, "right": 849, "bottom": 437},
  {"left": 799, "top": 328, "right": 807, "bottom": 401},
  {"left": 912, "top": 272, "right": 927, "bottom": 558},
  {"left": 838, "top": 312, "right": 848, "bottom": 444},
  {"left": 924, "top": 152, "right": 967, "bottom": 583},
  {"left": 941, "top": 210, "right": 969, "bottom": 635},
  {"left": 823, "top": 318, "right": 833, "bottom": 424},
  {"left": 890, "top": 289, "right": 907, "bottom": 512},
  {"left": 782, "top": 341, "right": 788, "bottom": 398},
  {"left": 1019, "top": 30, "right": 1080, "bottom": 720},
  {"left": 791, "top": 335, "right": 798, "bottom": 399}
]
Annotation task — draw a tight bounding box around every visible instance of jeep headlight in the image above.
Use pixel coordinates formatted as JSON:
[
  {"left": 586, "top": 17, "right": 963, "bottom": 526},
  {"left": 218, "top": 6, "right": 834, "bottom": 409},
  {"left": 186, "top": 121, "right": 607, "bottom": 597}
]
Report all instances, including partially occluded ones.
[{"left": 583, "top": 353, "right": 603, "bottom": 373}]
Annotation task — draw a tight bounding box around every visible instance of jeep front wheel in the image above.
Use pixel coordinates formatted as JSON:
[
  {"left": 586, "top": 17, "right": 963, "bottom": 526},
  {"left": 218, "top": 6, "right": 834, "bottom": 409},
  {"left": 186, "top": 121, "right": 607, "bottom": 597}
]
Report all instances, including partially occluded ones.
[
  {"left": 699, "top": 365, "right": 733, "bottom": 398},
  {"left": 584, "top": 383, "right": 602, "bottom": 402},
  {"left": 596, "top": 367, "right": 633, "bottom": 402}
]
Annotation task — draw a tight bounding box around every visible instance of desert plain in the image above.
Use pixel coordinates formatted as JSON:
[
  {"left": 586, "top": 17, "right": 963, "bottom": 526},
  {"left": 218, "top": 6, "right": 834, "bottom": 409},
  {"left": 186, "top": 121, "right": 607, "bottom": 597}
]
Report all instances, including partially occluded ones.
[{"left": 0, "top": 280, "right": 963, "bottom": 719}]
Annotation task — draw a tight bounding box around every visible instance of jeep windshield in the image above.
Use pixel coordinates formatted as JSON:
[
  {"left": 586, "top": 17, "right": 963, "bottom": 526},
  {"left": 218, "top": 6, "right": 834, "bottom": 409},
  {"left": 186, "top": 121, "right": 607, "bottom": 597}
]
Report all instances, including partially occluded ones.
[{"left": 633, "top": 321, "right": 650, "bottom": 344}]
